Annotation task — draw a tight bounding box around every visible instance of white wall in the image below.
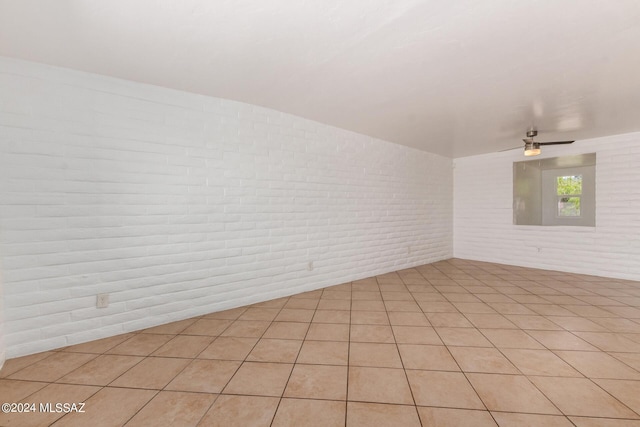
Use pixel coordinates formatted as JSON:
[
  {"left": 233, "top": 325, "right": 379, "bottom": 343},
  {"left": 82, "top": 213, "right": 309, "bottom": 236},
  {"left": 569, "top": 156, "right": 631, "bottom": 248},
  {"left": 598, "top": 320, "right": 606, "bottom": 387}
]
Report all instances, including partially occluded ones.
[
  {"left": 454, "top": 132, "right": 640, "bottom": 280},
  {"left": 0, "top": 57, "right": 453, "bottom": 357}
]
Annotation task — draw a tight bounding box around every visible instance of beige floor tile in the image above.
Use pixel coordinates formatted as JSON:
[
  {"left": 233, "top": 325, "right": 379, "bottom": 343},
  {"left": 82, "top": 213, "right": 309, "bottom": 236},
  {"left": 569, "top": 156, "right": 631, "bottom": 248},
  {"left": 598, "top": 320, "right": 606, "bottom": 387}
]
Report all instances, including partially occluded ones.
[
  {"left": 388, "top": 312, "right": 429, "bottom": 326},
  {"left": 348, "top": 367, "right": 413, "bottom": 404},
  {"left": 467, "top": 373, "right": 560, "bottom": 414},
  {"left": 564, "top": 305, "right": 619, "bottom": 317},
  {"left": 305, "top": 323, "right": 350, "bottom": 341},
  {"left": 141, "top": 319, "right": 196, "bottom": 335},
  {"left": 488, "top": 303, "right": 536, "bottom": 315},
  {"left": 246, "top": 339, "right": 302, "bottom": 363},
  {"left": 9, "top": 352, "right": 97, "bottom": 382},
  {"left": 574, "top": 332, "right": 640, "bottom": 352},
  {"left": 61, "top": 333, "right": 136, "bottom": 354},
  {"left": 438, "top": 287, "right": 469, "bottom": 294},
  {"left": 197, "top": 336, "right": 257, "bottom": 360},
  {"left": 381, "top": 292, "right": 413, "bottom": 301},
  {"left": 418, "top": 407, "right": 497, "bottom": 427},
  {"left": 273, "top": 399, "right": 345, "bottom": 427},
  {"left": 452, "top": 302, "right": 497, "bottom": 314},
  {"left": 322, "top": 291, "right": 351, "bottom": 300},
  {"left": 529, "top": 376, "right": 638, "bottom": 418},
  {"left": 607, "top": 318, "right": 640, "bottom": 333},
  {"left": 263, "top": 321, "right": 310, "bottom": 339},
  {"left": 238, "top": 308, "right": 280, "bottom": 321},
  {"left": 384, "top": 301, "right": 421, "bottom": 312},
  {"left": 283, "top": 298, "right": 319, "bottom": 310},
  {"left": 0, "top": 352, "right": 55, "bottom": 378},
  {"left": 352, "top": 290, "right": 379, "bottom": 298},
  {"left": 427, "top": 313, "right": 473, "bottom": 327},
  {"left": 125, "top": 391, "right": 216, "bottom": 427},
  {"left": 527, "top": 304, "right": 576, "bottom": 316},
  {"left": 501, "top": 349, "right": 582, "bottom": 377},
  {"left": 351, "top": 300, "right": 385, "bottom": 311},
  {"left": 106, "top": 334, "right": 174, "bottom": 356},
  {"left": 604, "top": 306, "right": 640, "bottom": 319},
  {"left": 527, "top": 331, "right": 599, "bottom": 351},
  {"left": 351, "top": 325, "right": 396, "bottom": 343},
  {"left": 0, "top": 383, "right": 99, "bottom": 427},
  {"left": 569, "top": 417, "right": 640, "bottom": 427},
  {"left": 611, "top": 352, "right": 640, "bottom": 371},
  {"left": 0, "top": 378, "right": 48, "bottom": 402},
  {"left": 219, "top": 320, "right": 271, "bottom": 338},
  {"left": 547, "top": 316, "right": 609, "bottom": 332},
  {"left": 202, "top": 307, "right": 247, "bottom": 320},
  {"left": 382, "top": 292, "right": 414, "bottom": 302},
  {"left": 449, "top": 347, "right": 519, "bottom": 374},
  {"left": 166, "top": 359, "right": 240, "bottom": 393},
  {"left": 413, "top": 293, "right": 447, "bottom": 302},
  {"left": 293, "top": 289, "right": 324, "bottom": 298},
  {"left": 397, "top": 344, "right": 459, "bottom": 371},
  {"left": 555, "top": 351, "right": 640, "bottom": 379},
  {"left": 481, "top": 329, "right": 545, "bottom": 349},
  {"left": 181, "top": 319, "right": 233, "bottom": 336},
  {"left": 299, "top": 339, "right": 349, "bottom": 365},
  {"left": 275, "top": 309, "right": 314, "bottom": 322},
  {"left": 436, "top": 327, "right": 493, "bottom": 347},
  {"left": 464, "top": 313, "right": 517, "bottom": 329},
  {"left": 223, "top": 362, "right": 293, "bottom": 396},
  {"left": 198, "top": 394, "right": 279, "bottom": 427},
  {"left": 444, "top": 293, "right": 481, "bottom": 303},
  {"left": 347, "top": 402, "right": 421, "bottom": 427},
  {"left": 151, "top": 335, "right": 213, "bottom": 358},
  {"left": 392, "top": 326, "right": 442, "bottom": 345},
  {"left": 284, "top": 364, "right": 347, "bottom": 400},
  {"left": 58, "top": 354, "right": 143, "bottom": 386},
  {"left": 317, "top": 299, "right": 351, "bottom": 310},
  {"left": 313, "top": 310, "right": 351, "bottom": 323},
  {"left": 419, "top": 301, "right": 459, "bottom": 313},
  {"left": 407, "top": 370, "right": 484, "bottom": 409},
  {"left": 53, "top": 387, "right": 155, "bottom": 427},
  {"left": 351, "top": 310, "right": 389, "bottom": 325},
  {"left": 492, "top": 412, "right": 574, "bottom": 426},
  {"left": 505, "top": 315, "right": 564, "bottom": 330},
  {"left": 110, "top": 357, "right": 190, "bottom": 389},
  {"left": 502, "top": 294, "right": 544, "bottom": 304},
  {"left": 593, "top": 378, "right": 640, "bottom": 414},
  {"left": 349, "top": 342, "right": 402, "bottom": 368}
]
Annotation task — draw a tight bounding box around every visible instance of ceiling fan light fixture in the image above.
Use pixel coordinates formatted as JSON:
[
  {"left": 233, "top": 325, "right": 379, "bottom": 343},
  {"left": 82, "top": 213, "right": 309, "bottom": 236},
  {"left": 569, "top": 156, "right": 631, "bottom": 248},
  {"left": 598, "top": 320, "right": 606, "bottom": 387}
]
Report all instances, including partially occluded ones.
[{"left": 524, "top": 142, "right": 541, "bottom": 156}]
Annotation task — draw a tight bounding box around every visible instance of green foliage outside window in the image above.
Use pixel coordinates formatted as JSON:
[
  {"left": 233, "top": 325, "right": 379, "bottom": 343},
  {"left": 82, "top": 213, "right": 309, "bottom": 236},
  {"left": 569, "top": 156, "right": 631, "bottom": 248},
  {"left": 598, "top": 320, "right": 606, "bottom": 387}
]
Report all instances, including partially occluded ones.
[{"left": 557, "top": 175, "right": 582, "bottom": 216}]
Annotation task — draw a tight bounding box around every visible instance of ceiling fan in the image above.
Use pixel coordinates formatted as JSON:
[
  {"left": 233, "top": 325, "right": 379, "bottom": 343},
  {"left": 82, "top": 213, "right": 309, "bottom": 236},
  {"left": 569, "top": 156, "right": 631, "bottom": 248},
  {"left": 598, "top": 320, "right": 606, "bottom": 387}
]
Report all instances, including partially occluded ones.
[{"left": 522, "top": 130, "right": 574, "bottom": 156}]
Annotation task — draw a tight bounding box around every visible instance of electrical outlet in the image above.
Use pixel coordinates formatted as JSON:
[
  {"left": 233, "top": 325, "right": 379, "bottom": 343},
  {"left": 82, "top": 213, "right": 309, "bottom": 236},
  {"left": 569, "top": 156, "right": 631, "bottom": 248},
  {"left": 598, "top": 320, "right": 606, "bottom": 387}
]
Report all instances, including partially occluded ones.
[{"left": 96, "top": 293, "right": 109, "bottom": 308}]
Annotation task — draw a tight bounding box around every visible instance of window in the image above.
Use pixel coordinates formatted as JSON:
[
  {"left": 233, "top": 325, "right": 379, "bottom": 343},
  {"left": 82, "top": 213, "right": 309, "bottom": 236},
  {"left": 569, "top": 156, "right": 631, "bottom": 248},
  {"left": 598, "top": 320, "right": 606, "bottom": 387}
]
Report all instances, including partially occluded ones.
[
  {"left": 513, "top": 154, "right": 595, "bottom": 226},
  {"left": 556, "top": 175, "right": 582, "bottom": 217}
]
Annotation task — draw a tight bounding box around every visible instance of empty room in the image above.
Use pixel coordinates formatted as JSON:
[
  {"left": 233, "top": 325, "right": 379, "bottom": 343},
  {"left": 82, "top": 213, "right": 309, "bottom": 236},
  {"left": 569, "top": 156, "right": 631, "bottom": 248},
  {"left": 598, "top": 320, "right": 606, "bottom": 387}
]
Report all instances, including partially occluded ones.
[{"left": 1, "top": 1, "right": 640, "bottom": 426}]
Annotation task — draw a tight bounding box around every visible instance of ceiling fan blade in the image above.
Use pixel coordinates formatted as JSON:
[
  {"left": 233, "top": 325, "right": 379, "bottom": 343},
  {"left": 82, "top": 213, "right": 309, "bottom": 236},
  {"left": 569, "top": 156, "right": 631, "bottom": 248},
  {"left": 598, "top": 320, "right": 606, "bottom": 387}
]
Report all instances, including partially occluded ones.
[
  {"left": 499, "top": 145, "right": 524, "bottom": 152},
  {"left": 537, "top": 141, "right": 574, "bottom": 146}
]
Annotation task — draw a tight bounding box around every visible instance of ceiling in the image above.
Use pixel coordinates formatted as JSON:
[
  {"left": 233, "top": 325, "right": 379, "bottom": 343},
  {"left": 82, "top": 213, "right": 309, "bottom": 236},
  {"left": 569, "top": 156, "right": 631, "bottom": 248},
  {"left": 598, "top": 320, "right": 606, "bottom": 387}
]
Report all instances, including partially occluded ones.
[{"left": 1, "top": 0, "right": 640, "bottom": 158}]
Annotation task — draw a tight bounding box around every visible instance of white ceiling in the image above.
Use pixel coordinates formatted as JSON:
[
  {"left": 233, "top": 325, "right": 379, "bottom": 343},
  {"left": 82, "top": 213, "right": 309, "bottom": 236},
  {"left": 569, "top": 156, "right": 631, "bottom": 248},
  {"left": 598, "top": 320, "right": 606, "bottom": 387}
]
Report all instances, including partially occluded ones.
[{"left": 1, "top": 0, "right": 640, "bottom": 158}]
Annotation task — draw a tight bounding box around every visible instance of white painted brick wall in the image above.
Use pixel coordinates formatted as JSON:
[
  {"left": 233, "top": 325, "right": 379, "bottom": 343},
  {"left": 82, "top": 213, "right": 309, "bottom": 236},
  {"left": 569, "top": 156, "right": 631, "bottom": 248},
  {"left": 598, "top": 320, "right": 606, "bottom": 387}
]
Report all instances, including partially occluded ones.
[
  {"left": 0, "top": 57, "right": 453, "bottom": 357},
  {"left": 454, "top": 132, "right": 640, "bottom": 280}
]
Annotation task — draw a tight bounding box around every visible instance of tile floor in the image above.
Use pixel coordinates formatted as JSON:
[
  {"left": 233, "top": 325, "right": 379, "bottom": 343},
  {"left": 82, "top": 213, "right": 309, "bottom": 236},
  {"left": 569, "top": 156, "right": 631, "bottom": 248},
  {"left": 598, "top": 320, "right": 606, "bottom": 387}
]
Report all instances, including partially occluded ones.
[{"left": 2, "top": 259, "right": 640, "bottom": 426}]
